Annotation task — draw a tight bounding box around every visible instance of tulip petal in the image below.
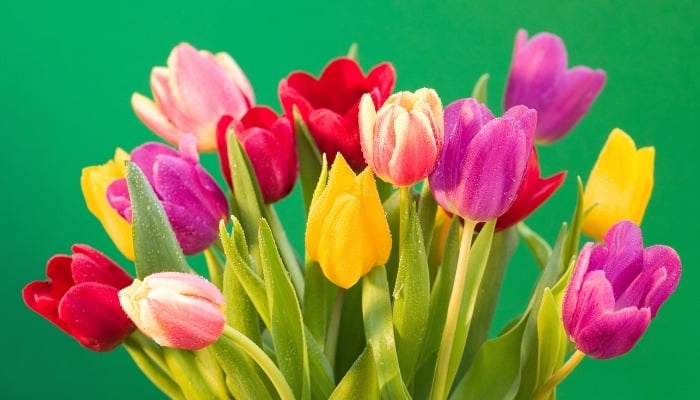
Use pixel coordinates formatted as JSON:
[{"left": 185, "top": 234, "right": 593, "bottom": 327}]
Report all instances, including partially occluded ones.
[
  {"left": 576, "top": 307, "right": 650, "bottom": 359},
  {"left": 318, "top": 194, "right": 364, "bottom": 289},
  {"left": 563, "top": 243, "right": 593, "bottom": 335},
  {"left": 568, "top": 270, "right": 616, "bottom": 338},
  {"left": 308, "top": 108, "right": 364, "bottom": 169},
  {"left": 388, "top": 110, "right": 438, "bottom": 186},
  {"left": 536, "top": 67, "right": 606, "bottom": 142},
  {"left": 131, "top": 92, "right": 183, "bottom": 146},
  {"left": 636, "top": 245, "right": 680, "bottom": 317},
  {"left": 59, "top": 283, "right": 134, "bottom": 351},
  {"left": 214, "top": 51, "right": 255, "bottom": 107},
  {"left": 70, "top": 245, "right": 133, "bottom": 288}
]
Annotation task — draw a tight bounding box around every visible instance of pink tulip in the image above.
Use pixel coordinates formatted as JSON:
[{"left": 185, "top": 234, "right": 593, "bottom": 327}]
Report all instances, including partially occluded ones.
[
  {"left": 132, "top": 42, "right": 254, "bottom": 151},
  {"left": 119, "top": 272, "right": 226, "bottom": 350},
  {"left": 359, "top": 88, "right": 444, "bottom": 186}
]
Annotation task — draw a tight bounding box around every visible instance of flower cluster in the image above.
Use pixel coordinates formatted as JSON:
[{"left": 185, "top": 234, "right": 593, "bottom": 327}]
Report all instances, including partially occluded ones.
[{"left": 23, "top": 29, "right": 680, "bottom": 400}]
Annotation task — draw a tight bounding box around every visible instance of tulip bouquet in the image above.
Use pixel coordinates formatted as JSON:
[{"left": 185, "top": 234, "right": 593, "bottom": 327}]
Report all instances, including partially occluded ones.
[{"left": 23, "top": 29, "right": 681, "bottom": 400}]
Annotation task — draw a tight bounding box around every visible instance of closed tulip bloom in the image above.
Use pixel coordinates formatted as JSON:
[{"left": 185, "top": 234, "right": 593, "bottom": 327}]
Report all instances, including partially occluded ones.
[
  {"left": 81, "top": 149, "right": 135, "bottom": 260},
  {"left": 106, "top": 135, "right": 229, "bottom": 255},
  {"left": 582, "top": 128, "right": 654, "bottom": 241},
  {"left": 306, "top": 154, "right": 392, "bottom": 289},
  {"left": 562, "top": 220, "right": 681, "bottom": 359},
  {"left": 504, "top": 29, "right": 606, "bottom": 143},
  {"left": 429, "top": 99, "right": 536, "bottom": 222},
  {"left": 495, "top": 147, "right": 566, "bottom": 231},
  {"left": 216, "top": 107, "right": 298, "bottom": 203},
  {"left": 132, "top": 42, "right": 254, "bottom": 152},
  {"left": 23, "top": 244, "right": 135, "bottom": 351},
  {"left": 279, "top": 57, "right": 396, "bottom": 170},
  {"left": 359, "top": 88, "right": 443, "bottom": 186},
  {"left": 119, "top": 272, "right": 226, "bottom": 350}
]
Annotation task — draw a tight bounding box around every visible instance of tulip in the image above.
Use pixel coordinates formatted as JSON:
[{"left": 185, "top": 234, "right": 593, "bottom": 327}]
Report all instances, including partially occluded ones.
[
  {"left": 359, "top": 88, "right": 444, "bottom": 186},
  {"left": 582, "top": 128, "right": 654, "bottom": 241},
  {"left": 562, "top": 220, "right": 681, "bottom": 359},
  {"left": 495, "top": 147, "right": 566, "bottom": 231},
  {"left": 428, "top": 99, "right": 536, "bottom": 222},
  {"left": 504, "top": 29, "right": 606, "bottom": 143},
  {"left": 279, "top": 57, "right": 396, "bottom": 170},
  {"left": 306, "top": 154, "right": 392, "bottom": 288},
  {"left": 106, "top": 135, "right": 229, "bottom": 255},
  {"left": 119, "top": 272, "right": 226, "bottom": 350},
  {"left": 22, "top": 244, "right": 135, "bottom": 351},
  {"left": 216, "top": 107, "right": 298, "bottom": 203},
  {"left": 81, "top": 149, "right": 135, "bottom": 260},
  {"left": 132, "top": 42, "right": 254, "bottom": 152}
]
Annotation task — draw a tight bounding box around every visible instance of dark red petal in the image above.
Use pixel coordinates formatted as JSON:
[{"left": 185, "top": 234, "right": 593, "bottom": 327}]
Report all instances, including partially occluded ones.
[
  {"left": 216, "top": 114, "right": 236, "bottom": 189},
  {"left": 367, "top": 62, "right": 397, "bottom": 100},
  {"left": 44, "top": 254, "right": 75, "bottom": 298},
  {"left": 22, "top": 281, "right": 66, "bottom": 332},
  {"left": 59, "top": 283, "right": 135, "bottom": 352},
  {"left": 240, "top": 106, "right": 280, "bottom": 130},
  {"left": 70, "top": 245, "right": 132, "bottom": 288},
  {"left": 308, "top": 109, "right": 365, "bottom": 170}
]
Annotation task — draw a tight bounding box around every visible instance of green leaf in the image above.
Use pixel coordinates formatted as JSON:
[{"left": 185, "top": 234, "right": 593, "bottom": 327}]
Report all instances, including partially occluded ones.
[
  {"left": 417, "top": 217, "right": 462, "bottom": 369},
  {"left": 213, "top": 338, "right": 274, "bottom": 400},
  {"left": 226, "top": 128, "right": 266, "bottom": 269},
  {"left": 362, "top": 265, "right": 411, "bottom": 400},
  {"left": 125, "top": 162, "right": 189, "bottom": 279},
  {"left": 517, "top": 222, "right": 552, "bottom": 269},
  {"left": 162, "top": 348, "right": 219, "bottom": 400},
  {"left": 534, "top": 288, "right": 568, "bottom": 393},
  {"left": 329, "top": 346, "right": 380, "bottom": 400},
  {"left": 219, "top": 221, "right": 261, "bottom": 343},
  {"left": 304, "top": 326, "right": 336, "bottom": 399},
  {"left": 458, "top": 226, "right": 519, "bottom": 377},
  {"left": 393, "top": 187, "right": 430, "bottom": 384},
  {"left": 346, "top": 42, "right": 359, "bottom": 62},
  {"left": 258, "top": 219, "right": 311, "bottom": 400},
  {"left": 203, "top": 248, "right": 225, "bottom": 289},
  {"left": 293, "top": 106, "right": 323, "bottom": 213},
  {"left": 563, "top": 178, "right": 586, "bottom": 273},
  {"left": 382, "top": 190, "right": 402, "bottom": 293},
  {"left": 471, "top": 73, "right": 490, "bottom": 105},
  {"left": 124, "top": 333, "right": 184, "bottom": 400},
  {"left": 417, "top": 180, "right": 438, "bottom": 258},
  {"left": 303, "top": 260, "right": 335, "bottom": 346},
  {"left": 450, "top": 316, "right": 529, "bottom": 400},
  {"left": 334, "top": 282, "right": 366, "bottom": 381}
]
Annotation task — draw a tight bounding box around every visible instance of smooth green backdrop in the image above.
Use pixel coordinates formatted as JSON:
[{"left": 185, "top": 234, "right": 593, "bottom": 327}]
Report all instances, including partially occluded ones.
[{"left": 2, "top": 0, "right": 697, "bottom": 398}]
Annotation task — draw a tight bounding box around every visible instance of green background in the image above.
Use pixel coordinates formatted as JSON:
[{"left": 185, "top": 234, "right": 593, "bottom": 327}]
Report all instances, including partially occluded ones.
[{"left": 2, "top": 0, "right": 697, "bottom": 398}]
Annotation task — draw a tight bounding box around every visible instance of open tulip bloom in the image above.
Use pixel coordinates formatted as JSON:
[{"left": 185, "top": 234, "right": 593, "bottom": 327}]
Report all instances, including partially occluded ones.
[{"left": 24, "top": 33, "right": 681, "bottom": 400}]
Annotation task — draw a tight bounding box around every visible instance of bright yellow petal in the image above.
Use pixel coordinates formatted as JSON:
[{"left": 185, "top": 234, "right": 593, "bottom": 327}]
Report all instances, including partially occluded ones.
[
  {"left": 317, "top": 195, "right": 363, "bottom": 289},
  {"left": 357, "top": 168, "right": 392, "bottom": 265},
  {"left": 582, "top": 128, "right": 655, "bottom": 240},
  {"left": 80, "top": 149, "right": 134, "bottom": 260}
]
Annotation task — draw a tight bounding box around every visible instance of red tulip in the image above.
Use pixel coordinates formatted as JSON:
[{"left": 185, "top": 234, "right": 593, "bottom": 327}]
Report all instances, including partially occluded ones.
[
  {"left": 23, "top": 245, "right": 135, "bottom": 351},
  {"left": 279, "top": 57, "right": 395, "bottom": 170}
]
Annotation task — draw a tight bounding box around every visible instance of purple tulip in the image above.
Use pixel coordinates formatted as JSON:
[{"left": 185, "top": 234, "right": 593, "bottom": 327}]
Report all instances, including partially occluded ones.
[
  {"left": 562, "top": 220, "right": 681, "bottom": 359},
  {"left": 504, "top": 29, "right": 606, "bottom": 143},
  {"left": 107, "top": 135, "right": 229, "bottom": 255},
  {"left": 428, "top": 99, "right": 535, "bottom": 222}
]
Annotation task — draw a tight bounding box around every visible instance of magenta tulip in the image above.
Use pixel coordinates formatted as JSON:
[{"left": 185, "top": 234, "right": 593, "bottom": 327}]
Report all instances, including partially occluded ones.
[
  {"left": 23, "top": 244, "right": 135, "bottom": 351},
  {"left": 562, "top": 220, "right": 681, "bottom": 359},
  {"left": 106, "top": 135, "right": 229, "bottom": 255},
  {"left": 429, "top": 99, "right": 535, "bottom": 222},
  {"left": 504, "top": 29, "right": 606, "bottom": 143}
]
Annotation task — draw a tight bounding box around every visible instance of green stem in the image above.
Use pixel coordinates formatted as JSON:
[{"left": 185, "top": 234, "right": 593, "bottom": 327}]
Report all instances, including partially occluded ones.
[
  {"left": 532, "top": 350, "right": 586, "bottom": 400},
  {"left": 123, "top": 335, "right": 184, "bottom": 400},
  {"left": 325, "top": 288, "right": 346, "bottom": 367},
  {"left": 222, "top": 325, "right": 296, "bottom": 400},
  {"left": 430, "top": 219, "right": 476, "bottom": 400}
]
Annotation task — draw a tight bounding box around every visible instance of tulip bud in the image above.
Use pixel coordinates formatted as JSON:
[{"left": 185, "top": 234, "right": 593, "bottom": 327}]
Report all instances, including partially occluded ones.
[
  {"left": 359, "top": 88, "right": 444, "bottom": 186},
  {"left": 428, "top": 99, "right": 535, "bottom": 222},
  {"left": 118, "top": 272, "right": 226, "bottom": 350},
  {"left": 305, "top": 154, "right": 392, "bottom": 288},
  {"left": 23, "top": 244, "right": 135, "bottom": 351},
  {"left": 132, "top": 42, "right": 254, "bottom": 151},
  {"left": 504, "top": 29, "right": 606, "bottom": 143},
  {"left": 81, "top": 149, "right": 134, "bottom": 260},
  {"left": 562, "top": 221, "right": 680, "bottom": 359},
  {"left": 582, "top": 128, "right": 654, "bottom": 241}
]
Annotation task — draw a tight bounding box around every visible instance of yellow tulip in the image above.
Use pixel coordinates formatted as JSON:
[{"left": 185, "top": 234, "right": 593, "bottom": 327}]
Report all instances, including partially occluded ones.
[
  {"left": 305, "top": 154, "right": 392, "bottom": 289},
  {"left": 80, "top": 149, "right": 135, "bottom": 260},
  {"left": 582, "top": 128, "right": 654, "bottom": 240}
]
